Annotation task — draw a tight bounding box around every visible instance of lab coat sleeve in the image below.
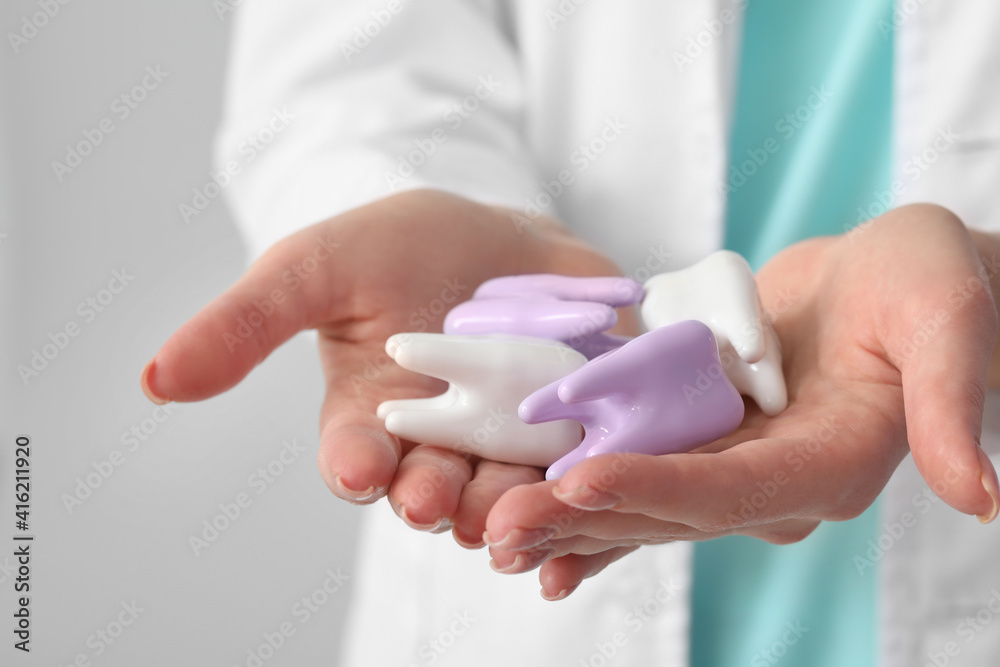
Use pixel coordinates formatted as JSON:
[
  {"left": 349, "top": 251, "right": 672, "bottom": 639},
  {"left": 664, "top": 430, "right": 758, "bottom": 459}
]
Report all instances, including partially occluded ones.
[{"left": 213, "top": 0, "right": 543, "bottom": 260}]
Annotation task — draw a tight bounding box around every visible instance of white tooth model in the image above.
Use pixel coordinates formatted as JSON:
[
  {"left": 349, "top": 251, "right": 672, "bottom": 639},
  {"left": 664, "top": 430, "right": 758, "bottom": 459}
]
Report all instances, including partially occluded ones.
[
  {"left": 641, "top": 250, "right": 788, "bottom": 415},
  {"left": 376, "top": 333, "right": 587, "bottom": 466}
]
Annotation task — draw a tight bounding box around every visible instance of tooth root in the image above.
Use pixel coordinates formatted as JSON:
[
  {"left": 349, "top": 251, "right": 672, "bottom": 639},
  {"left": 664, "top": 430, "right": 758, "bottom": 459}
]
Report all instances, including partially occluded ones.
[
  {"left": 521, "top": 321, "right": 746, "bottom": 479},
  {"left": 544, "top": 446, "right": 591, "bottom": 481},
  {"left": 385, "top": 333, "right": 406, "bottom": 359},
  {"left": 641, "top": 250, "right": 787, "bottom": 415},
  {"left": 518, "top": 380, "right": 575, "bottom": 424},
  {"left": 377, "top": 333, "right": 587, "bottom": 467},
  {"left": 722, "top": 326, "right": 788, "bottom": 416},
  {"left": 383, "top": 405, "right": 462, "bottom": 446},
  {"left": 375, "top": 387, "right": 460, "bottom": 420},
  {"left": 386, "top": 333, "right": 496, "bottom": 384}
]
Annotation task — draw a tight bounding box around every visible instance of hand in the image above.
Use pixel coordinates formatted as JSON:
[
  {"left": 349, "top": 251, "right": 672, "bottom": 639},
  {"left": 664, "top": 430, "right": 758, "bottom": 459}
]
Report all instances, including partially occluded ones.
[
  {"left": 139, "top": 189, "right": 633, "bottom": 529},
  {"left": 479, "top": 204, "right": 1000, "bottom": 600}
]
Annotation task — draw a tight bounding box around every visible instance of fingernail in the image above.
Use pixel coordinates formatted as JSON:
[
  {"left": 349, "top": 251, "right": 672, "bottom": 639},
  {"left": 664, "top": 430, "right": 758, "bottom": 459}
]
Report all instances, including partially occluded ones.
[
  {"left": 484, "top": 527, "right": 558, "bottom": 550},
  {"left": 454, "top": 531, "right": 485, "bottom": 549},
  {"left": 489, "top": 548, "right": 555, "bottom": 575},
  {"left": 140, "top": 358, "right": 170, "bottom": 405},
  {"left": 541, "top": 585, "right": 577, "bottom": 602},
  {"left": 976, "top": 447, "right": 999, "bottom": 524},
  {"left": 553, "top": 484, "right": 622, "bottom": 510},
  {"left": 331, "top": 474, "right": 384, "bottom": 504},
  {"left": 400, "top": 505, "right": 451, "bottom": 532},
  {"left": 430, "top": 518, "right": 455, "bottom": 534}
]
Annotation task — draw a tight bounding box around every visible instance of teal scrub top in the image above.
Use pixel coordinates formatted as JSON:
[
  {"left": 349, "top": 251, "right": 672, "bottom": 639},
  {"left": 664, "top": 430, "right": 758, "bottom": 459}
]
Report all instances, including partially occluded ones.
[{"left": 690, "top": 1, "right": 894, "bottom": 665}]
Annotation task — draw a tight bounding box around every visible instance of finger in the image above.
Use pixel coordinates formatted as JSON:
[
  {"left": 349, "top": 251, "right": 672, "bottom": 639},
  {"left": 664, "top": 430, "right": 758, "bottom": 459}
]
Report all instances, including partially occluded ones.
[
  {"left": 486, "top": 475, "right": 819, "bottom": 552},
  {"left": 474, "top": 275, "right": 643, "bottom": 307},
  {"left": 484, "top": 478, "right": 713, "bottom": 549},
  {"left": 489, "top": 512, "right": 817, "bottom": 575},
  {"left": 318, "top": 408, "right": 401, "bottom": 504},
  {"left": 317, "top": 336, "right": 440, "bottom": 504},
  {"left": 894, "top": 280, "right": 999, "bottom": 520},
  {"left": 388, "top": 445, "right": 475, "bottom": 530},
  {"left": 878, "top": 213, "right": 1000, "bottom": 520},
  {"left": 531, "top": 522, "right": 813, "bottom": 601},
  {"left": 550, "top": 425, "right": 897, "bottom": 531},
  {"left": 452, "top": 461, "right": 544, "bottom": 548},
  {"left": 489, "top": 535, "right": 643, "bottom": 573},
  {"left": 538, "top": 548, "right": 639, "bottom": 601},
  {"left": 142, "top": 226, "right": 348, "bottom": 403}
]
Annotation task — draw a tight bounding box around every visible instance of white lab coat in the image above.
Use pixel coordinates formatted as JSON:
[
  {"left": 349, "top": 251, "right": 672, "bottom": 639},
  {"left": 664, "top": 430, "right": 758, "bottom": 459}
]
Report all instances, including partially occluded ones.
[{"left": 215, "top": 2, "right": 1000, "bottom": 665}]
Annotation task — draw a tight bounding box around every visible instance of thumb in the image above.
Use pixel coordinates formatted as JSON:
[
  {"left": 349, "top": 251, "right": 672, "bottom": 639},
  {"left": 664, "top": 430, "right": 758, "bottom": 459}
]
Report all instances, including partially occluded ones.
[
  {"left": 895, "top": 277, "right": 999, "bottom": 522},
  {"left": 142, "top": 227, "right": 346, "bottom": 403}
]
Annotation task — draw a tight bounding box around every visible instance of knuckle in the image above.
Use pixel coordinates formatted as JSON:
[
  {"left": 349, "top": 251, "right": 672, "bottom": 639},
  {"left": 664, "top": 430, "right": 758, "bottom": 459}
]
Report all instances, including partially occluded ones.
[{"left": 565, "top": 459, "right": 632, "bottom": 493}]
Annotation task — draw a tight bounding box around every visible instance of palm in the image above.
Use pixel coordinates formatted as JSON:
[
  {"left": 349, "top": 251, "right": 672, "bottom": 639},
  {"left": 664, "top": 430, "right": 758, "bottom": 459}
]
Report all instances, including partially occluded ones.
[
  {"left": 476, "top": 208, "right": 997, "bottom": 599},
  {"left": 145, "top": 200, "right": 996, "bottom": 600},
  {"left": 307, "top": 192, "right": 636, "bottom": 514},
  {"left": 143, "top": 189, "right": 633, "bottom": 518},
  {"left": 691, "top": 235, "right": 909, "bottom": 527}
]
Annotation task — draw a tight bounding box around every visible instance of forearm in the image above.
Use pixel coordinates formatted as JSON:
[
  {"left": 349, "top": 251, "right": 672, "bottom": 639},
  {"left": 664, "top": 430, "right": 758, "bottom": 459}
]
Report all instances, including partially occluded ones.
[{"left": 968, "top": 229, "right": 1000, "bottom": 388}]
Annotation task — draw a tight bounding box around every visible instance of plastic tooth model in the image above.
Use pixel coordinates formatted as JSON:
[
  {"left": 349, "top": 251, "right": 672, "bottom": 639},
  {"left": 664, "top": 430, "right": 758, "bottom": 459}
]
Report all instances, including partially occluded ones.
[
  {"left": 444, "top": 274, "right": 644, "bottom": 359},
  {"left": 640, "top": 250, "right": 788, "bottom": 416},
  {"left": 376, "top": 333, "right": 587, "bottom": 467},
  {"left": 519, "top": 320, "right": 746, "bottom": 480},
  {"left": 471, "top": 274, "right": 644, "bottom": 304}
]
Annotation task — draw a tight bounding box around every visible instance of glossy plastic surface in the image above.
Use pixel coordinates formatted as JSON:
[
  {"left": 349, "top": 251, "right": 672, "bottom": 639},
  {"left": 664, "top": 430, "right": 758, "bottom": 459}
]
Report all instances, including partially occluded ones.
[
  {"left": 641, "top": 251, "right": 788, "bottom": 415},
  {"left": 444, "top": 274, "right": 643, "bottom": 359},
  {"left": 376, "top": 333, "right": 587, "bottom": 467},
  {"left": 520, "top": 320, "right": 746, "bottom": 480}
]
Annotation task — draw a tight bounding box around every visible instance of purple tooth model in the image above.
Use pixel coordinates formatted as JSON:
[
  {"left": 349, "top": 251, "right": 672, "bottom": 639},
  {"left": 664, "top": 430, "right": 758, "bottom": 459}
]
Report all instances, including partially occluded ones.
[
  {"left": 519, "top": 320, "right": 746, "bottom": 480},
  {"left": 444, "top": 274, "right": 644, "bottom": 359},
  {"left": 471, "top": 274, "right": 644, "bottom": 306}
]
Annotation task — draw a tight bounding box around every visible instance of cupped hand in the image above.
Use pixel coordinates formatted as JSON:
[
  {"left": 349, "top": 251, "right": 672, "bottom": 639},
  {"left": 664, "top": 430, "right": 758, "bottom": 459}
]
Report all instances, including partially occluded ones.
[
  {"left": 479, "top": 204, "right": 1000, "bottom": 600},
  {"left": 139, "top": 189, "right": 632, "bottom": 526}
]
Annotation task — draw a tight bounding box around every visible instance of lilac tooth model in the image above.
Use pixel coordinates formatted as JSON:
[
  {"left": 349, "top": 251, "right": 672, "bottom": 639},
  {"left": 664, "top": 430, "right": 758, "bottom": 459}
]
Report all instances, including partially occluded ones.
[
  {"left": 444, "top": 274, "right": 643, "bottom": 359},
  {"left": 471, "top": 274, "right": 644, "bottom": 305},
  {"left": 641, "top": 251, "right": 788, "bottom": 416},
  {"left": 519, "top": 320, "right": 746, "bottom": 480},
  {"left": 376, "top": 333, "right": 587, "bottom": 467}
]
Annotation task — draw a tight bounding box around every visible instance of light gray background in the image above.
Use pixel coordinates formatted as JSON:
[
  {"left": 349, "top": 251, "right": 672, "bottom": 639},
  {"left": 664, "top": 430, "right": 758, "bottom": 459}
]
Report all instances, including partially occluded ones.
[{"left": 1, "top": 2, "right": 360, "bottom": 665}]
